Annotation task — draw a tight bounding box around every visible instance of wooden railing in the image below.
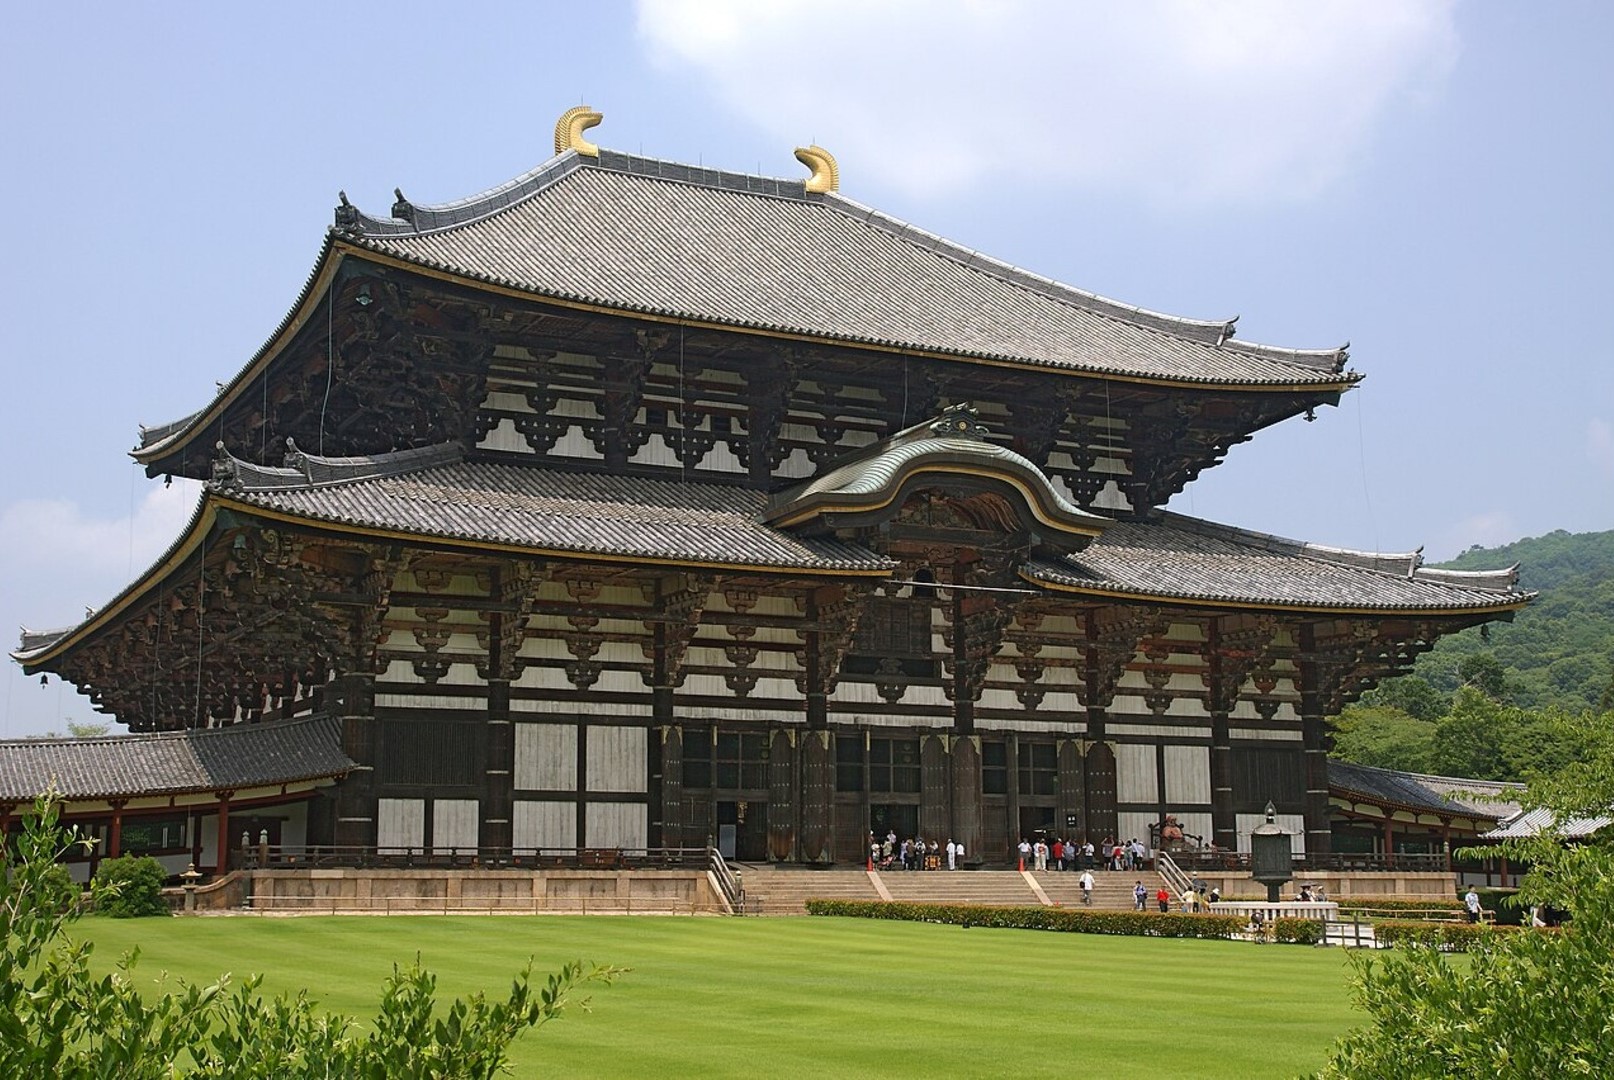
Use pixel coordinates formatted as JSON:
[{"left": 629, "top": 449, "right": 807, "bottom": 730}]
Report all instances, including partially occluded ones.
[{"left": 707, "top": 845, "right": 746, "bottom": 914}]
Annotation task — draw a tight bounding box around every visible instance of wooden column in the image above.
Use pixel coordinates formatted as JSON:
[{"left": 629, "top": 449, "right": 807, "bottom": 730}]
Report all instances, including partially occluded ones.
[
  {"left": 1296, "top": 630, "right": 1334, "bottom": 859},
  {"left": 767, "top": 729, "right": 796, "bottom": 861},
  {"left": 328, "top": 674, "right": 377, "bottom": 849},
  {"left": 659, "top": 726, "right": 685, "bottom": 851},
  {"left": 950, "top": 735, "right": 982, "bottom": 866},
  {"left": 483, "top": 677, "right": 513, "bottom": 854},
  {"left": 215, "top": 791, "right": 233, "bottom": 874},
  {"left": 797, "top": 729, "right": 835, "bottom": 864},
  {"left": 920, "top": 733, "right": 950, "bottom": 843},
  {"left": 1083, "top": 737, "right": 1118, "bottom": 845},
  {"left": 1056, "top": 737, "right": 1086, "bottom": 845},
  {"left": 108, "top": 799, "right": 127, "bottom": 859},
  {"left": 951, "top": 582, "right": 974, "bottom": 735}
]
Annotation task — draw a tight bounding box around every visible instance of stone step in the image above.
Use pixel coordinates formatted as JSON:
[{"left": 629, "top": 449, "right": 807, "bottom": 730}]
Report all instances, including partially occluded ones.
[{"left": 737, "top": 868, "right": 1175, "bottom": 915}]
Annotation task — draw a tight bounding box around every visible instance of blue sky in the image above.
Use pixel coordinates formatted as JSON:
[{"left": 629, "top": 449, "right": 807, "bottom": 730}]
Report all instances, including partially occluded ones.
[{"left": 2, "top": 1, "right": 1610, "bottom": 736}]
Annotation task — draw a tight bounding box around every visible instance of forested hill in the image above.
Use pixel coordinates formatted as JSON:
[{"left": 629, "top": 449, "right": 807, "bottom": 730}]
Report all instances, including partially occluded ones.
[
  {"left": 1329, "top": 529, "right": 1611, "bottom": 781},
  {"left": 1415, "top": 528, "right": 1614, "bottom": 711}
]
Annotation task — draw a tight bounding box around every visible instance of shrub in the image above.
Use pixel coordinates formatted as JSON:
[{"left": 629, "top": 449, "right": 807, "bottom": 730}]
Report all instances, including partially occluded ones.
[
  {"left": 1335, "top": 896, "right": 1465, "bottom": 915},
  {"left": 1372, "top": 919, "right": 1529, "bottom": 951},
  {"left": 805, "top": 899, "right": 1249, "bottom": 940},
  {"left": 92, "top": 855, "right": 168, "bottom": 918},
  {"left": 4, "top": 795, "right": 617, "bottom": 1076},
  {"left": 1272, "top": 917, "right": 1324, "bottom": 944}
]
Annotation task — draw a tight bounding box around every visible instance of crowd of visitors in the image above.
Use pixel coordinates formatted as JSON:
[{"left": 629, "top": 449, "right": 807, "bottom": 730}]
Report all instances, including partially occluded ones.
[
  {"left": 1014, "top": 835, "right": 1151, "bottom": 871},
  {"left": 868, "top": 831, "right": 964, "bottom": 871}
]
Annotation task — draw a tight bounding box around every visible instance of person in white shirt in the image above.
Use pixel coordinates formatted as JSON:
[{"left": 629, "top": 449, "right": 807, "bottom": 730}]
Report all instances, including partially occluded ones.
[
  {"left": 1079, "top": 869, "right": 1095, "bottom": 905},
  {"left": 945, "top": 839, "right": 957, "bottom": 870}
]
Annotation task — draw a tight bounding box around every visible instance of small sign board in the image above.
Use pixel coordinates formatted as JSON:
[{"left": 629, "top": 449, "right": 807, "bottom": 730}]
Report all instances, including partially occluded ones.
[{"left": 1065, "top": 813, "right": 1079, "bottom": 829}]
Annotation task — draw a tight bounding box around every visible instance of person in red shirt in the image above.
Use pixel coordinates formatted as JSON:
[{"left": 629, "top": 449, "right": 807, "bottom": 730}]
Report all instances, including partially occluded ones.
[{"left": 1156, "top": 886, "right": 1170, "bottom": 913}]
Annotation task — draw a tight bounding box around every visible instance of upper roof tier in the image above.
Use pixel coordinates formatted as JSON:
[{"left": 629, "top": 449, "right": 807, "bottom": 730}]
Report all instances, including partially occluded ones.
[{"left": 336, "top": 145, "right": 1353, "bottom": 387}]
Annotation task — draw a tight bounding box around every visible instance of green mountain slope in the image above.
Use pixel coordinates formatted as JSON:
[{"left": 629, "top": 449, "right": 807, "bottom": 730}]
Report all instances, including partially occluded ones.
[{"left": 1414, "top": 529, "right": 1614, "bottom": 710}]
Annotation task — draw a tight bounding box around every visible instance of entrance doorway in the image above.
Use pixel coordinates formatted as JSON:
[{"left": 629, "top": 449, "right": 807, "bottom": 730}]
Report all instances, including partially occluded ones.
[
  {"left": 870, "top": 803, "right": 919, "bottom": 843},
  {"left": 716, "top": 800, "right": 768, "bottom": 861},
  {"left": 1019, "top": 806, "right": 1055, "bottom": 844}
]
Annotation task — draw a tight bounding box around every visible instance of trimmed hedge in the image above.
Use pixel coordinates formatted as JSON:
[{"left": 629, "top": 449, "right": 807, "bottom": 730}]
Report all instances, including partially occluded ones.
[
  {"left": 1372, "top": 919, "right": 1532, "bottom": 951},
  {"left": 1272, "top": 917, "right": 1324, "bottom": 944},
  {"left": 805, "top": 899, "right": 1248, "bottom": 940},
  {"left": 1335, "top": 897, "right": 1464, "bottom": 915}
]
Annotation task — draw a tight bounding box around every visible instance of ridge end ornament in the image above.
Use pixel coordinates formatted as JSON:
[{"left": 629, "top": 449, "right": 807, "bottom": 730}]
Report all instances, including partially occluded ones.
[
  {"left": 555, "top": 105, "right": 603, "bottom": 158},
  {"left": 793, "top": 144, "right": 839, "bottom": 193}
]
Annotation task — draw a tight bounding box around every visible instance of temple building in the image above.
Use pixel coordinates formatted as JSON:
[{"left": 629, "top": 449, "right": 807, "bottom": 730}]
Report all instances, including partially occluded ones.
[{"left": 10, "top": 109, "right": 1530, "bottom": 873}]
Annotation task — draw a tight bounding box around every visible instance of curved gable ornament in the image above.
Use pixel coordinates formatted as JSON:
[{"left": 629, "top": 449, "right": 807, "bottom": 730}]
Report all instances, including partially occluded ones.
[
  {"left": 793, "top": 144, "right": 839, "bottom": 193},
  {"left": 554, "top": 105, "right": 603, "bottom": 158},
  {"left": 765, "top": 404, "right": 1110, "bottom": 544}
]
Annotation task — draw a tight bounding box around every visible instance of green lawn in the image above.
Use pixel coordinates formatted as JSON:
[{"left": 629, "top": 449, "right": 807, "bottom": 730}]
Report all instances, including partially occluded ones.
[{"left": 72, "top": 915, "right": 1362, "bottom": 1078}]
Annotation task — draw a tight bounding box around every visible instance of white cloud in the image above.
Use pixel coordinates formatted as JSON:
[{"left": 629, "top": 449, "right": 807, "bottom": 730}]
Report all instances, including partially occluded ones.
[
  {"left": 636, "top": 0, "right": 1459, "bottom": 204},
  {"left": 0, "top": 480, "right": 202, "bottom": 629},
  {"left": 1588, "top": 418, "right": 1614, "bottom": 478}
]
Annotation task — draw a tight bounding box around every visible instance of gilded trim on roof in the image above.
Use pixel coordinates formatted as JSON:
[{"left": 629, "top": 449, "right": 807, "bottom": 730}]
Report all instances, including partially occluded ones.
[
  {"left": 794, "top": 144, "right": 839, "bottom": 193},
  {"left": 554, "top": 105, "right": 602, "bottom": 158}
]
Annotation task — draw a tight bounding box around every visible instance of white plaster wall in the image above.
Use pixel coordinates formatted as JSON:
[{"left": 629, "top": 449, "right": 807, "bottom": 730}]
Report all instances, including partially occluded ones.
[
  {"left": 1164, "top": 745, "right": 1212, "bottom": 804},
  {"left": 513, "top": 800, "right": 576, "bottom": 849},
  {"left": 377, "top": 798, "right": 425, "bottom": 852},
  {"left": 1118, "top": 811, "right": 1155, "bottom": 846},
  {"left": 586, "top": 726, "right": 646, "bottom": 793},
  {"left": 587, "top": 803, "right": 648, "bottom": 851},
  {"left": 1116, "top": 742, "right": 1158, "bottom": 803},
  {"left": 432, "top": 799, "right": 480, "bottom": 851},
  {"left": 516, "top": 723, "right": 578, "bottom": 790}
]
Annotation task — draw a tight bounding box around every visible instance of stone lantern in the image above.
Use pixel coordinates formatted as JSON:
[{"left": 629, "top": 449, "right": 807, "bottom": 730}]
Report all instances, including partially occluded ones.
[
  {"left": 1250, "top": 801, "right": 1291, "bottom": 904},
  {"left": 180, "top": 862, "right": 204, "bottom": 913}
]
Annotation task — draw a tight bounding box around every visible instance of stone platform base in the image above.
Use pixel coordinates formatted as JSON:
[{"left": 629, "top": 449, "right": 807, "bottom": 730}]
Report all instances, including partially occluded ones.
[{"left": 239, "top": 868, "right": 725, "bottom": 915}]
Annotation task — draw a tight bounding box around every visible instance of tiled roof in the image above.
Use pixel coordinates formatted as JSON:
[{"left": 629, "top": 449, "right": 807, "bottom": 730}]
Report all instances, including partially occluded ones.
[
  {"left": 1482, "top": 806, "right": 1610, "bottom": 841},
  {"left": 0, "top": 716, "right": 352, "bottom": 802},
  {"left": 1329, "top": 760, "right": 1520, "bottom": 820},
  {"left": 1026, "top": 512, "right": 1531, "bottom": 612},
  {"left": 220, "top": 455, "right": 892, "bottom": 573},
  {"left": 347, "top": 148, "right": 1352, "bottom": 388}
]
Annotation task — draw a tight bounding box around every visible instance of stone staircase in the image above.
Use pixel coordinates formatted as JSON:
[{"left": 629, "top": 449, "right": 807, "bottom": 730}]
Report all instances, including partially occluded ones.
[
  {"left": 1037, "top": 869, "right": 1169, "bottom": 910},
  {"left": 734, "top": 866, "right": 1169, "bottom": 916},
  {"left": 735, "top": 867, "right": 881, "bottom": 915}
]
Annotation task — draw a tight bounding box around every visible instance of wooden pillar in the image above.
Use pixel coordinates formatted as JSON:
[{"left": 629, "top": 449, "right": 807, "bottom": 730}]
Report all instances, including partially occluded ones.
[
  {"left": 215, "top": 792, "right": 233, "bottom": 874},
  {"left": 920, "top": 733, "right": 950, "bottom": 843},
  {"left": 1296, "top": 627, "right": 1333, "bottom": 858},
  {"left": 1382, "top": 815, "right": 1395, "bottom": 863},
  {"left": 1056, "top": 737, "right": 1086, "bottom": 846},
  {"left": 797, "top": 729, "right": 835, "bottom": 864},
  {"left": 328, "top": 674, "right": 377, "bottom": 849},
  {"left": 1209, "top": 712, "right": 1236, "bottom": 851},
  {"left": 767, "top": 729, "right": 796, "bottom": 861},
  {"left": 952, "top": 579, "right": 974, "bottom": 735},
  {"left": 108, "top": 799, "right": 127, "bottom": 859},
  {"left": 659, "top": 726, "right": 685, "bottom": 851},
  {"left": 483, "top": 677, "right": 513, "bottom": 855},
  {"left": 950, "top": 735, "right": 982, "bottom": 866}
]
